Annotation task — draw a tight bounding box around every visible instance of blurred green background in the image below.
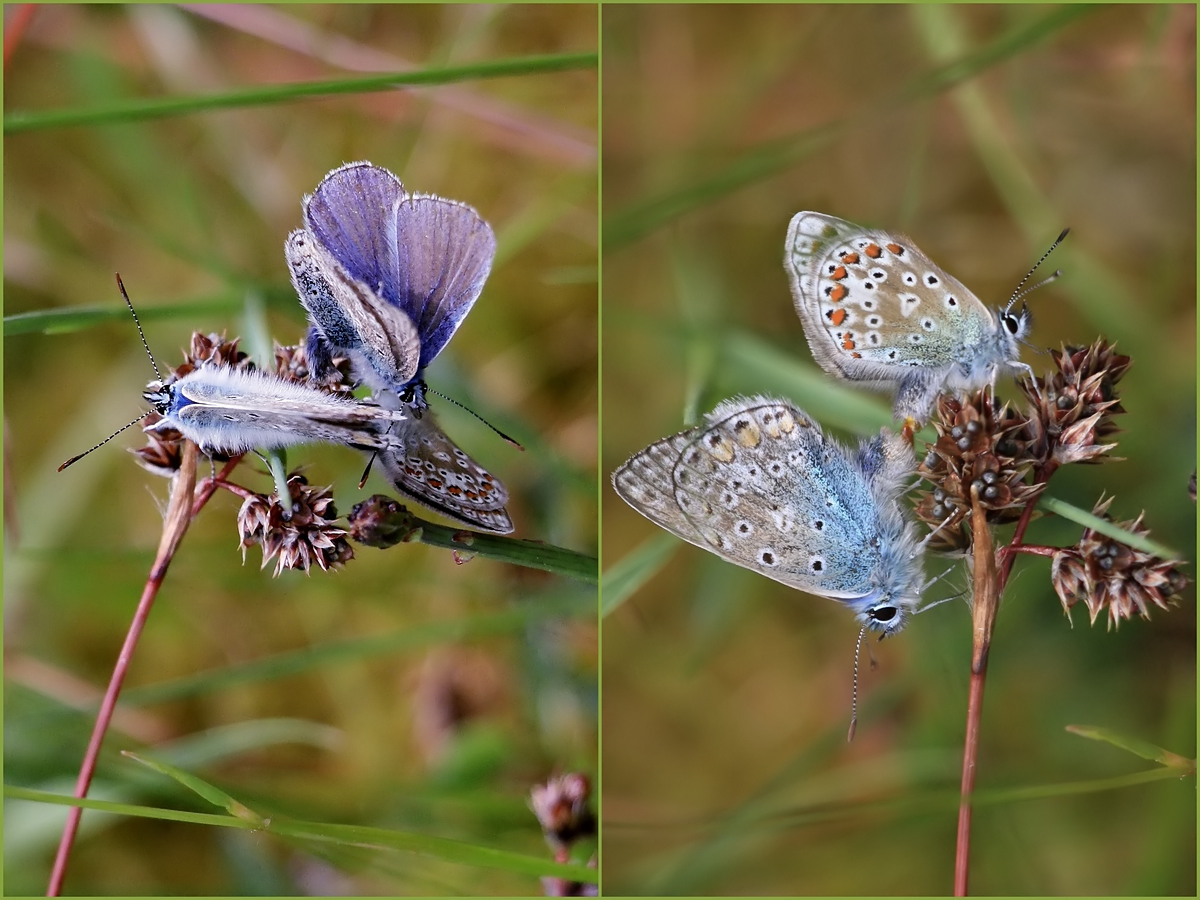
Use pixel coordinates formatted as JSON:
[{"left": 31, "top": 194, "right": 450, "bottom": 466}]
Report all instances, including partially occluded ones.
[
  {"left": 5, "top": 5, "right": 596, "bottom": 895},
  {"left": 602, "top": 5, "right": 1194, "bottom": 895}
]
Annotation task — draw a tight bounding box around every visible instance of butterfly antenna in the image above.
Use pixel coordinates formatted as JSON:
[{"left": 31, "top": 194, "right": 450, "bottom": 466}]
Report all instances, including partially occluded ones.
[
  {"left": 115, "top": 273, "right": 163, "bottom": 381},
  {"left": 57, "top": 411, "right": 150, "bottom": 471},
  {"left": 428, "top": 388, "right": 525, "bottom": 451},
  {"left": 60, "top": 274, "right": 164, "bottom": 471},
  {"left": 847, "top": 625, "right": 868, "bottom": 742},
  {"left": 1011, "top": 269, "right": 1062, "bottom": 307},
  {"left": 1004, "top": 228, "right": 1070, "bottom": 314}
]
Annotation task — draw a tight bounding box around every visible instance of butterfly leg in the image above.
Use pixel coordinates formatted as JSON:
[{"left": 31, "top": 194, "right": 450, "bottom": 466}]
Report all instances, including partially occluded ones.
[
  {"left": 304, "top": 326, "right": 340, "bottom": 382},
  {"left": 1011, "top": 360, "right": 1041, "bottom": 404},
  {"left": 893, "top": 370, "right": 940, "bottom": 428}
]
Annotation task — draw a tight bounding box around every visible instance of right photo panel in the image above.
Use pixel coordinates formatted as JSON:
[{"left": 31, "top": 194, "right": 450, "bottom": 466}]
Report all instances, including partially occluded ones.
[{"left": 601, "top": 5, "right": 1195, "bottom": 895}]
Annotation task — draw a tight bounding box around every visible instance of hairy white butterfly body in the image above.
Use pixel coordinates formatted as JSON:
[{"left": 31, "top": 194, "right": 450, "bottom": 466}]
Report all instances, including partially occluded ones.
[{"left": 145, "top": 364, "right": 406, "bottom": 456}]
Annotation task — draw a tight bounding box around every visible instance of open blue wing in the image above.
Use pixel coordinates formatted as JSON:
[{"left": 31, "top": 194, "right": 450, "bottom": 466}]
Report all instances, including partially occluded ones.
[{"left": 303, "top": 161, "right": 496, "bottom": 372}]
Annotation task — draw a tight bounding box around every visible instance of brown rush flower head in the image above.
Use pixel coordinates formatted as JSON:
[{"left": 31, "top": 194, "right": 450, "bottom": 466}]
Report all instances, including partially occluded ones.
[
  {"left": 176, "top": 331, "right": 252, "bottom": 375},
  {"left": 346, "top": 495, "right": 424, "bottom": 548},
  {"left": 531, "top": 772, "right": 597, "bottom": 897},
  {"left": 1051, "top": 495, "right": 1190, "bottom": 629},
  {"left": 130, "top": 411, "right": 186, "bottom": 476},
  {"left": 531, "top": 772, "right": 595, "bottom": 851},
  {"left": 238, "top": 474, "right": 353, "bottom": 576},
  {"left": 914, "top": 389, "right": 1043, "bottom": 552},
  {"left": 1025, "top": 338, "right": 1131, "bottom": 467}
]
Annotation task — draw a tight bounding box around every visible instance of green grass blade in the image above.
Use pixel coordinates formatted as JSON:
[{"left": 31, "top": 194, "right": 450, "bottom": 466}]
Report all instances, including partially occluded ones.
[
  {"left": 122, "top": 752, "right": 266, "bottom": 824},
  {"left": 602, "top": 533, "right": 678, "bottom": 617},
  {"left": 5, "top": 53, "right": 597, "bottom": 133},
  {"left": 1066, "top": 725, "right": 1197, "bottom": 773},
  {"left": 4, "top": 785, "right": 596, "bottom": 883},
  {"left": 1039, "top": 494, "right": 1182, "bottom": 560}
]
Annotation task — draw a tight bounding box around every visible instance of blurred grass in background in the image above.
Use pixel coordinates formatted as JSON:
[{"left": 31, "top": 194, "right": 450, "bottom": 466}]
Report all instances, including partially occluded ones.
[
  {"left": 4, "top": 5, "right": 596, "bottom": 895},
  {"left": 602, "top": 5, "right": 1194, "bottom": 895}
]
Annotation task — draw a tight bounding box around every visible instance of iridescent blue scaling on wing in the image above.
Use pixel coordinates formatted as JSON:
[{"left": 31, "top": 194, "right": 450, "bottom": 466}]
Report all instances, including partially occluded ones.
[{"left": 289, "top": 160, "right": 496, "bottom": 411}]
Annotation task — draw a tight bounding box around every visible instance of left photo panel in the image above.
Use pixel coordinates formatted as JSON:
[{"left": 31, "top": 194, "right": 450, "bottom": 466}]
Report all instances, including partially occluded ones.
[{"left": 4, "top": 6, "right": 597, "bottom": 895}]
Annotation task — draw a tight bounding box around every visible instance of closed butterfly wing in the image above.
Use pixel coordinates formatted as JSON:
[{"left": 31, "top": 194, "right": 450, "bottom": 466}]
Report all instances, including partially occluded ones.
[
  {"left": 376, "top": 413, "right": 513, "bottom": 534},
  {"left": 612, "top": 429, "right": 699, "bottom": 543},
  {"left": 614, "top": 397, "right": 924, "bottom": 634},
  {"left": 615, "top": 400, "right": 868, "bottom": 596},
  {"left": 785, "top": 211, "right": 1031, "bottom": 424},
  {"left": 286, "top": 229, "right": 423, "bottom": 387}
]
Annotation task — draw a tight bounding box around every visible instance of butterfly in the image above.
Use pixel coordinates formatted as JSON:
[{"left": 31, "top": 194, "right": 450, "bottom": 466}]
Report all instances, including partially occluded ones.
[
  {"left": 785, "top": 212, "right": 1065, "bottom": 425},
  {"left": 58, "top": 276, "right": 407, "bottom": 472},
  {"left": 285, "top": 162, "right": 511, "bottom": 533},
  {"left": 613, "top": 396, "right": 924, "bottom": 636}
]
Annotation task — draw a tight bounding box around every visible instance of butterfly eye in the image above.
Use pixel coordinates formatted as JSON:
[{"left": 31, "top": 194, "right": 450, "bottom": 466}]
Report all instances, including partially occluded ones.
[
  {"left": 1002, "top": 305, "right": 1033, "bottom": 338},
  {"left": 867, "top": 603, "right": 907, "bottom": 636}
]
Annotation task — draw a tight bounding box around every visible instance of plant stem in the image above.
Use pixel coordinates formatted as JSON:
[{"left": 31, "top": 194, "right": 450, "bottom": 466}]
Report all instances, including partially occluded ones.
[
  {"left": 953, "top": 461, "right": 1054, "bottom": 894},
  {"left": 955, "top": 488, "right": 997, "bottom": 895},
  {"left": 348, "top": 495, "right": 598, "bottom": 583},
  {"left": 47, "top": 442, "right": 199, "bottom": 896}
]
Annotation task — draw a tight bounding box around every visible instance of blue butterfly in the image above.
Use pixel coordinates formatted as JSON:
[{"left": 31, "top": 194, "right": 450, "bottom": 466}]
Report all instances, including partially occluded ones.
[
  {"left": 285, "top": 161, "right": 511, "bottom": 533},
  {"left": 286, "top": 161, "right": 496, "bottom": 411}
]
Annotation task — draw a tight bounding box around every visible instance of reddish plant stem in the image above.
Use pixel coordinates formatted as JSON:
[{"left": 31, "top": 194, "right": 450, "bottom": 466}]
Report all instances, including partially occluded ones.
[
  {"left": 953, "top": 461, "right": 1055, "bottom": 895},
  {"left": 997, "top": 462, "right": 1058, "bottom": 583},
  {"left": 955, "top": 489, "right": 996, "bottom": 895},
  {"left": 192, "top": 456, "right": 246, "bottom": 515},
  {"left": 47, "top": 443, "right": 199, "bottom": 896},
  {"left": 1005, "top": 544, "right": 1056, "bottom": 559},
  {"left": 3, "top": 4, "right": 37, "bottom": 68}
]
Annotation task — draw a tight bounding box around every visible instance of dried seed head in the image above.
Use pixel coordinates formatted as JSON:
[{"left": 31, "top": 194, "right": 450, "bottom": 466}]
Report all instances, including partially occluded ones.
[
  {"left": 915, "top": 390, "right": 1043, "bottom": 551},
  {"left": 1027, "top": 339, "right": 1130, "bottom": 466},
  {"left": 1051, "top": 495, "right": 1190, "bottom": 628},
  {"left": 412, "top": 648, "right": 509, "bottom": 766},
  {"left": 129, "top": 411, "right": 184, "bottom": 476},
  {"left": 531, "top": 772, "right": 595, "bottom": 850},
  {"left": 347, "top": 495, "right": 424, "bottom": 548},
  {"left": 540, "top": 877, "right": 598, "bottom": 898},
  {"left": 177, "top": 332, "right": 252, "bottom": 376},
  {"left": 238, "top": 474, "right": 353, "bottom": 576},
  {"left": 531, "top": 770, "right": 598, "bottom": 894}
]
